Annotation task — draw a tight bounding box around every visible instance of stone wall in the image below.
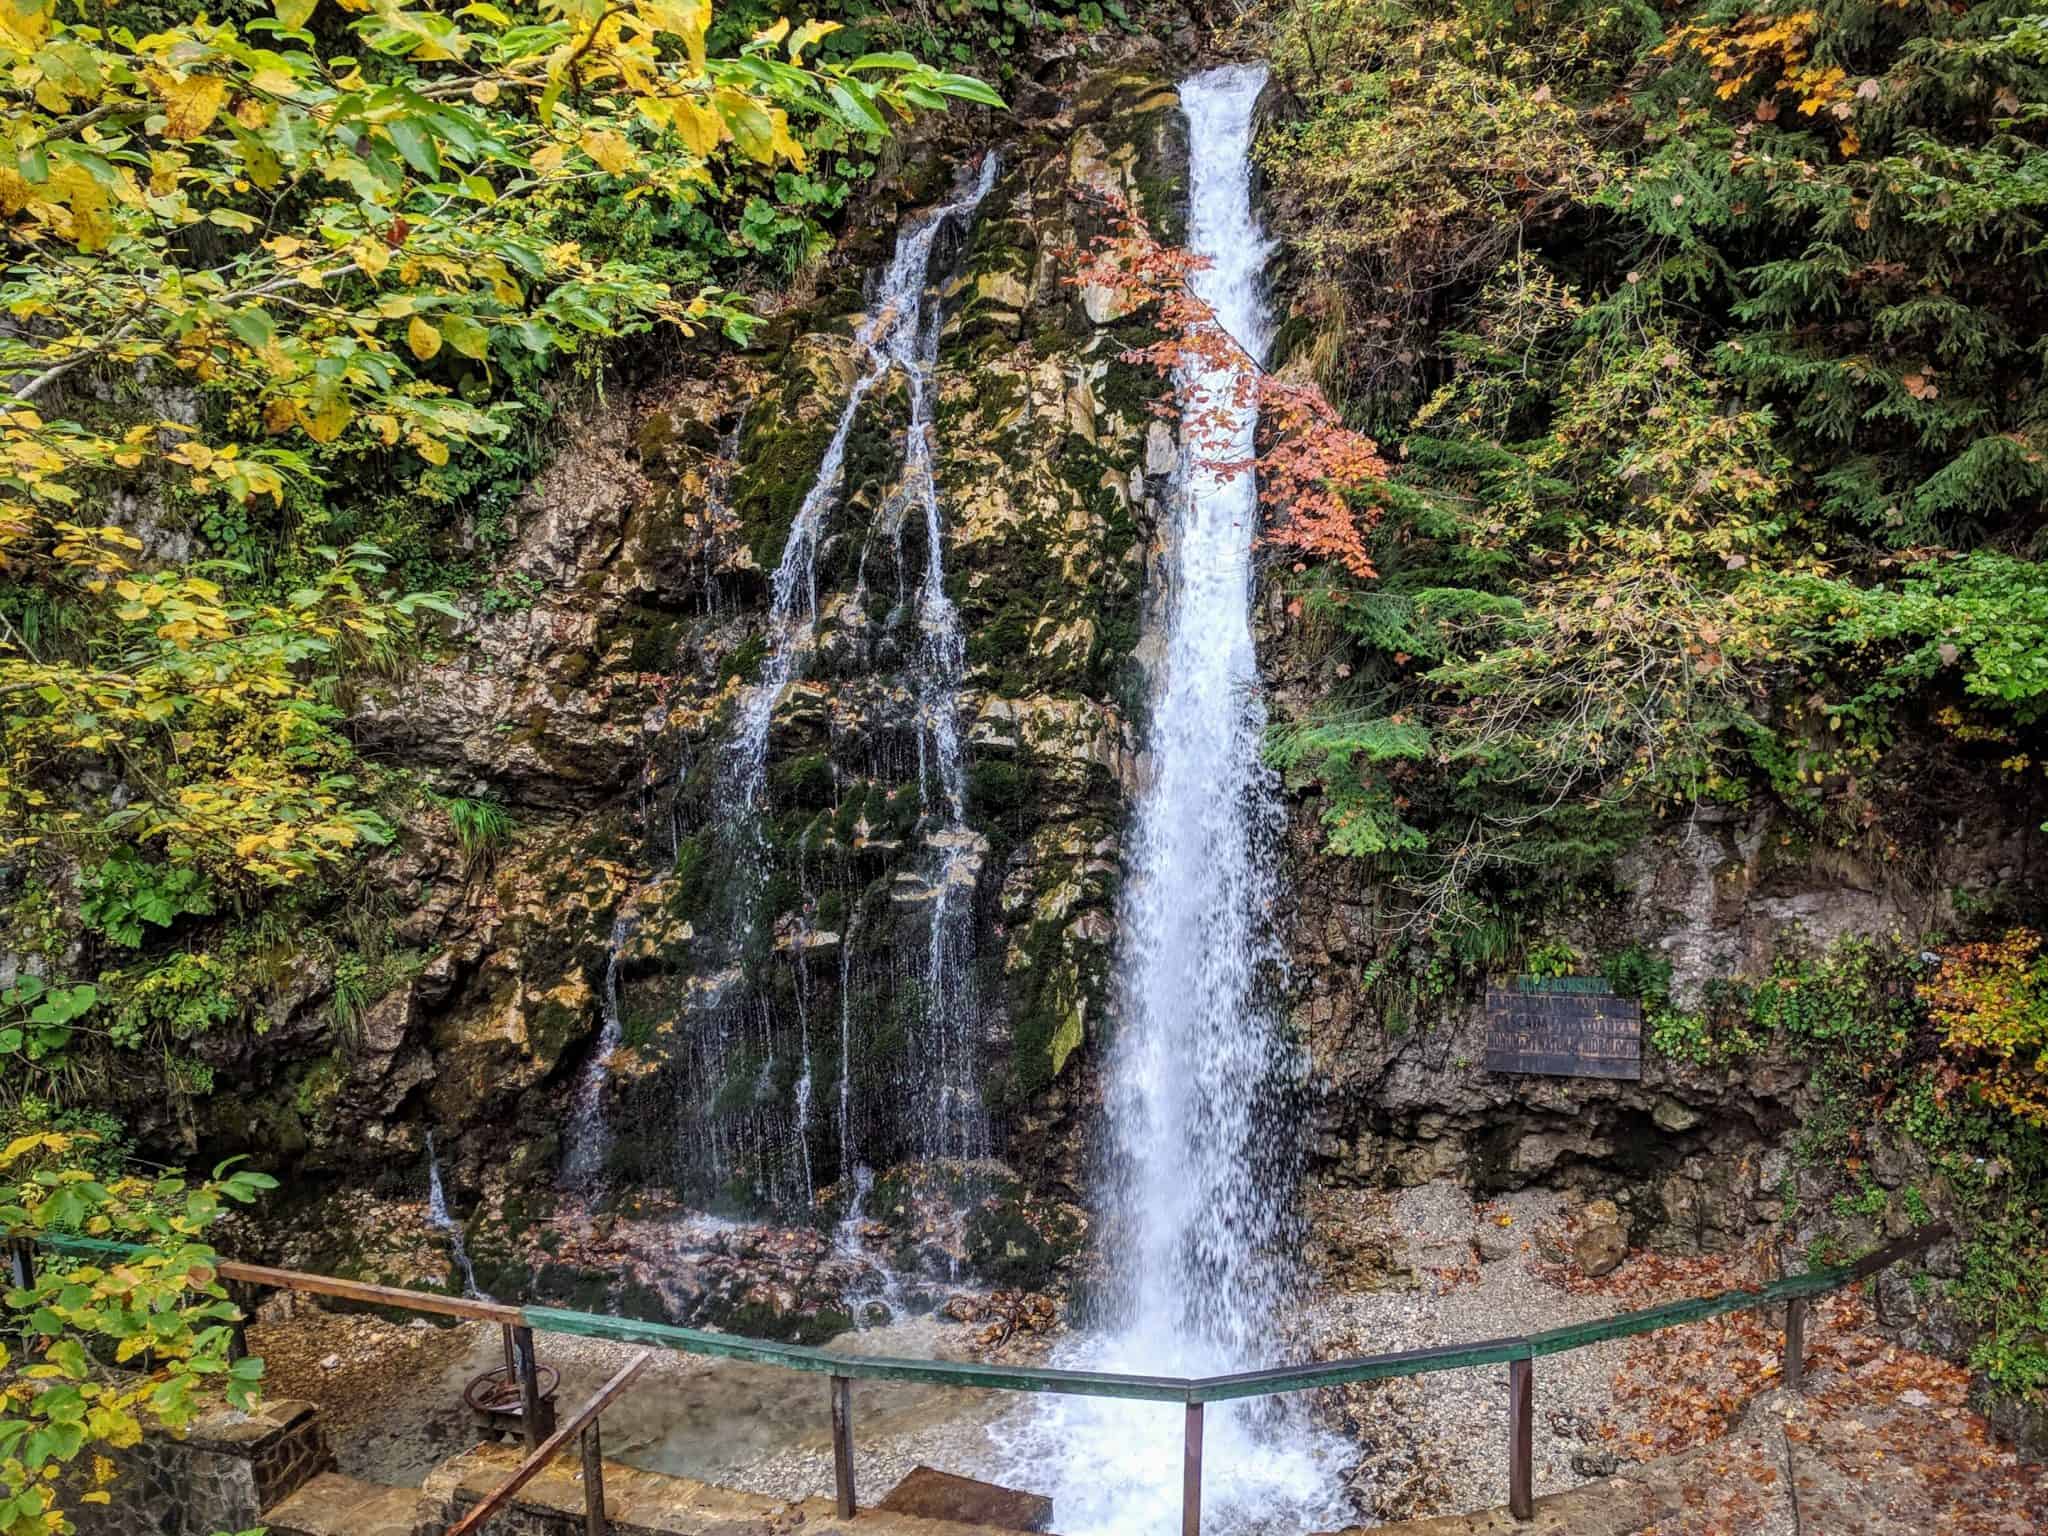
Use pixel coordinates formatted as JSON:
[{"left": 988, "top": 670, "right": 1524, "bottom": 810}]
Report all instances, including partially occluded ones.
[{"left": 73, "top": 1398, "right": 331, "bottom": 1536}]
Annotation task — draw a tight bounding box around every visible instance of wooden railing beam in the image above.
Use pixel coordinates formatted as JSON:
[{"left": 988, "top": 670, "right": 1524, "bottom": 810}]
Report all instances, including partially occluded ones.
[
  {"left": 215, "top": 1258, "right": 523, "bottom": 1325},
  {"left": 1182, "top": 1401, "right": 1204, "bottom": 1536}
]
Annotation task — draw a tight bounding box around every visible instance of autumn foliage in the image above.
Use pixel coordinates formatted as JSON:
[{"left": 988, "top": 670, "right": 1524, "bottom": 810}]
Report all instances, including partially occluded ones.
[
  {"left": 1062, "top": 192, "right": 1388, "bottom": 577},
  {"left": 1924, "top": 930, "right": 2048, "bottom": 1129}
]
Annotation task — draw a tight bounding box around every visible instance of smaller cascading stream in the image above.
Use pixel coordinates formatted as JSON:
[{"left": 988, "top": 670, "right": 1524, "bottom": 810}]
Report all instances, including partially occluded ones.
[
  {"left": 426, "top": 1132, "right": 489, "bottom": 1300},
  {"left": 668, "top": 158, "right": 999, "bottom": 1211},
  {"left": 563, "top": 912, "right": 634, "bottom": 1189},
  {"left": 898, "top": 155, "right": 999, "bottom": 1168},
  {"left": 836, "top": 917, "right": 863, "bottom": 1188},
  {"left": 719, "top": 158, "right": 1003, "bottom": 913},
  {"left": 788, "top": 911, "right": 817, "bottom": 1209}
]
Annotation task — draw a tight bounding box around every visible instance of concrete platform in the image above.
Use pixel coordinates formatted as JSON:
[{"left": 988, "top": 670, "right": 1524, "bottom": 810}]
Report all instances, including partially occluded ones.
[
  {"left": 430, "top": 1442, "right": 1054, "bottom": 1536},
  {"left": 262, "top": 1471, "right": 433, "bottom": 1536}
]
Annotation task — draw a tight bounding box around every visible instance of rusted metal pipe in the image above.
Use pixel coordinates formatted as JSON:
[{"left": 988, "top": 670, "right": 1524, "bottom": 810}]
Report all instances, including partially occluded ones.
[
  {"left": 1784, "top": 1297, "right": 1806, "bottom": 1393},
  {"left": 1507, "top": 1357, "right": 1533, "bottom": 1521},
  {"left": 582, "top": 1420, "right": 607, "bottom": 1536},
  {"left": 831, "top": 1374, "right": 856, "bottom": 1518}
]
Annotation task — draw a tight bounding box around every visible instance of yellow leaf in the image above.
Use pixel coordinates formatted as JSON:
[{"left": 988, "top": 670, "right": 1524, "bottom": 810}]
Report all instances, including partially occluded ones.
[
  {"left": 299, "top": 393, "right": 351, "bottom": 443},
  {"left": 766, "top": 108, "right": 806, "bottom": 170},
  {"left": 673, "top": 97, "right": 724, "bottom": 157},
  {"left": 642, "top": 0, "right": 709, "bottom": 70},
  {"left": 752, "top": 16, "right": 790, "bottom": 46},
  {"left": 529, "top": 141, "right": 568, "bottom": 175},
  {"left": 352, "top": 237, "right": 391, "bottom": 278},
  {"left": 786, "top": 17, "right": 839, "bottom": 62},
  {"left": 159, "top": 74, "right": 230, "bottom": 141},
  {"left": 406, "top": 314, "right": 442, "bottom": 360},
  {"left": 715, "top": 88, "right": 776, "bottom": 164},
  {"left": 579, "top": 128, "right": 639, "bottom": 175},
  {"left": 472, "top": 79, "right": 501, "bottom": 104},
  {"left": 0, "top": 0, "right": 51, "bottom": 49},
  {"left": 275, "top": 0, "right": 318, "bottom": 25},
  {"left": 414, "top": 434, "right": 449, "bottom": 466}
]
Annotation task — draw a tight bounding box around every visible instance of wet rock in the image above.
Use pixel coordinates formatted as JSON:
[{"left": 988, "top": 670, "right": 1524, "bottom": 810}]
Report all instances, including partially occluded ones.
[
  {"left": 1653, "top": 1095, "right": 1703, "bottom": 1133},
  {"left": 1572, "top": 1199, "right": 1628, "bottom": 1278}
]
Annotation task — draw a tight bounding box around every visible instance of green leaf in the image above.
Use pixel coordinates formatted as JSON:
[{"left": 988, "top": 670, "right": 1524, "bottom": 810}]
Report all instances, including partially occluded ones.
[
  {"left": 842, "top": 51, "right": 920, "bottom": 71},
  {"left": 931, "top": 73, "right": 1006, "bottom": 108},
  {"left": 382, "top": 115, "right": 440, "bottom": 178},
  {"left": 438, "top": 313, "right": 489, "bottom": 360},
  {"left": 828, "top": 82, "right": 887, "bottom": 135}
]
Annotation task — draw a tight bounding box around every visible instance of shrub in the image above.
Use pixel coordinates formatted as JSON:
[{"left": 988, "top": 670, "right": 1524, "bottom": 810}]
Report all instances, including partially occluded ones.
[{"left": 1924, "top": 930, "right": 2048, "bottom": 1129}]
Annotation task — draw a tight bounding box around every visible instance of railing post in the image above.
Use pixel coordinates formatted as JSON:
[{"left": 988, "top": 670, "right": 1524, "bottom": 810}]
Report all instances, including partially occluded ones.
[
  {"left": 1507, "top": 1356, "right": 1533, "bottom": 1521},
  {"left": 581, "top": 1419, "right": 606, "bottom": 1536},
  {"left": 1783, "top": 1297, "right": 1806, "bottom": 1393},
  {"left": 8, "top": 1238, "right": 35, "bottom": 1292},
  {"left": 1182, "top": 1401, "right": 1203, "bottom": 1536},
  {"left": 513, "top": 1325, "right": 543, "bottom": 1453},
  {"left": 226, "top": 1279, "right": 251, "bottom": 1363},
  {"left": 831, "top": 1374, "right": 855, "bottom": 1518}
]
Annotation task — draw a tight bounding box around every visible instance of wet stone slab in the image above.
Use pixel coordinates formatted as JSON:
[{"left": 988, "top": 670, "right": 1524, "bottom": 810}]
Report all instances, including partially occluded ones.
[
  {"left": 430, "top": 1443, "right": 1062, "bottom": 1536},
  {"left": 876, "top": 1467, "right": 1053, "bottom": 1531}
]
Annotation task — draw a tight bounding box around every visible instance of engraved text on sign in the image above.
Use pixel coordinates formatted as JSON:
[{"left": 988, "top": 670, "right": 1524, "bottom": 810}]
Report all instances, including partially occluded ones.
[{"left": 1484, "top": 982, "right": 1642, "bottom": 1080}]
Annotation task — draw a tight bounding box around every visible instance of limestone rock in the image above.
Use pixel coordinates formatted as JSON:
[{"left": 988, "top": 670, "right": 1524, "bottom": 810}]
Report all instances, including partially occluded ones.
[{"left": 1573, "top": 1199, "right": 1629, "bottom": 1277}]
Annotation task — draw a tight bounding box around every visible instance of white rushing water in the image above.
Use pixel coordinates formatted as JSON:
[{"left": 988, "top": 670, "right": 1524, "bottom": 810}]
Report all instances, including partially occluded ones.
[
  {"left": 900, "top": 162, "right": 996, "bottom": 1168},
  {"left": 986, "top": 65, "right": 1354, "bottom": 1534},
  {"left": 722, "top": 157, "right": 1001, "bottom": 870},
  {"left": 562, "top": 912, "right": 633, "bottom": 1188},
  {"left": 426, "top": 1132, "right": 490, "bottom": 1301},
  {"left": 666, "top": 159, "right": 998, "bottom": 1210}
]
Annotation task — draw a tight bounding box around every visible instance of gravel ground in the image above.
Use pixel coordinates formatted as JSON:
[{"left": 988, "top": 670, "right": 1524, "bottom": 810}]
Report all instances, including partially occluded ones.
[
  {"left": 253, "top": 1295, "right": 1015, "bottom": 1501},
  {"left": 1301, "top": 1184, "right": 1664, "bottom": 1522},
  {"left": 250, "top": 1186, "right": 2046, "bottom": 1533}
]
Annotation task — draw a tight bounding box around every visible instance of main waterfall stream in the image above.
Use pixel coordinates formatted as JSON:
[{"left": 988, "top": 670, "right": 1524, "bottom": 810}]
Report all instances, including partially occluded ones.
[{"left": 984, "top": 64, "right": 1354, "bottom": 1533}]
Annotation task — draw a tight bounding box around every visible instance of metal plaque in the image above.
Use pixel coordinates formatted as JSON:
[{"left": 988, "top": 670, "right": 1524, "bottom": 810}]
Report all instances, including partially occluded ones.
[{"left": 1484, "top": 979, "right": 1642, "bottom": 1080}]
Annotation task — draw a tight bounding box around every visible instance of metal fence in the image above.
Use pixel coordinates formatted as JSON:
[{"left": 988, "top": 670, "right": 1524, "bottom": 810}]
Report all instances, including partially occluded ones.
[{"left": 24, "top": 1221, "right": 1949, "bottom": 1534}]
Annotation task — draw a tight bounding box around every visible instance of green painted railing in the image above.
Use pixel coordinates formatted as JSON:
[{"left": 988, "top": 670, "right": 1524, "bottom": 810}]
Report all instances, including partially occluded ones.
[{"left": 19, "top": 1220, "right": 1950, "bottom": 1533}]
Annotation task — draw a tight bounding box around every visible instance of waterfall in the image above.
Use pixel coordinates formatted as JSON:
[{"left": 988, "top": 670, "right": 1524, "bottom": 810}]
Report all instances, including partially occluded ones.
[
  {"left": 426, "top": 1132, "right": 489, "bottom": 1301},
  {"left": 563, "top": 912, "right": 633, "bottom": 1189},
  {"left": 670, "top": 158, "right": 999, "bottom": 1210},
  {"left": 837, "top": 932, "right": 856, "bottom": 1181},
  {"left": 720, "top": 156, "right": 1001, "bottom": 904},
  {"left": 986, "top": 66, "right": 1354, "bottom": 1533},
  {"left": 902, "top": 160, "right": 999, "bottom": 1167}
]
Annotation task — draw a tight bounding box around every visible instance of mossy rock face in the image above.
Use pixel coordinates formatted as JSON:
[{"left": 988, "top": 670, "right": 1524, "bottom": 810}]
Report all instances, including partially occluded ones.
[
  {"left": 729, "top": 335, "right": 859, "bottom": 572},
  {"left": 965, "top": 1186, "right": 1085, "bottom": 1289}
]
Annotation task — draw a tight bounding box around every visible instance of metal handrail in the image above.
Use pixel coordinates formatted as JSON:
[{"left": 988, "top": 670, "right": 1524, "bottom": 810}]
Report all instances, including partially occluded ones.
[{"left": 18, "top": 1219, "right": 1951, "bottom": 1530}]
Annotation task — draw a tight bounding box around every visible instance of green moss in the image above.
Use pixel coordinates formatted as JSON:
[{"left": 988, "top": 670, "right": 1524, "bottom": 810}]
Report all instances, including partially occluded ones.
[
  {"left": 770, "top": 752, "right": 835, "bottom": 811},
  {"left": 965, "top": 1188, "right": 1083, "bottom": 1289},
  {"left": 722, "top": 632, "right": 767, "bottom": 684},
  {"left": 730, "top": 365, "right": 835, "bottom": 570}
]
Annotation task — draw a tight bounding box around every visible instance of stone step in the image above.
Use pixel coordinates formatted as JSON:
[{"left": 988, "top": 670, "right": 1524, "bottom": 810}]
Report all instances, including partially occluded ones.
[{"left": 261, "top": 1471, "right": 431, "bottom": 1536}]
